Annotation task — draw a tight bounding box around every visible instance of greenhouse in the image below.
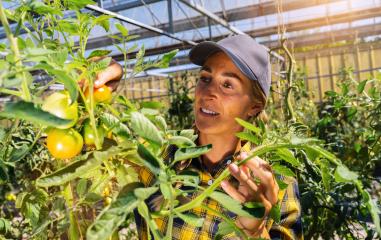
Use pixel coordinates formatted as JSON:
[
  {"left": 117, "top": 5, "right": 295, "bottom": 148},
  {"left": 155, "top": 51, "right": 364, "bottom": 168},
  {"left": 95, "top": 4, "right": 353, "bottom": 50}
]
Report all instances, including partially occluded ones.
[{"left": 0, "top": 0, "right": 380, "bottom": 239}]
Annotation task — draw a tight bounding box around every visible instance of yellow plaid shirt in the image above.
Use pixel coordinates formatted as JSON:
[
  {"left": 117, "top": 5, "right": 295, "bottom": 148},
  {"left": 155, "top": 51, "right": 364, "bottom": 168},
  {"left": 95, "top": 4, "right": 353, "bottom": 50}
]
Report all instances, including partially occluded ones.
[{"left": 134, "top": 141, "right": 303, "bottom": 240}]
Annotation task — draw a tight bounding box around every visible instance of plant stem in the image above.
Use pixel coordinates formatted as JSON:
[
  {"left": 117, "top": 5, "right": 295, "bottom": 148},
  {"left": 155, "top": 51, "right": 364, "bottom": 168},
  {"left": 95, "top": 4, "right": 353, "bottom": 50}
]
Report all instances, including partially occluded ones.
[
  {"left": 63, "top": 182, "right": 81, "bottom": 239},
  {"left": 158, "top": 142, "right": 342, "bottom": 216},
  {"left": 281, "top": 39, "right": 296, "bottom": 122},
  {"left": 200, "top": 204, "right": 249, "bottom": 240},
  {"left": 0, "top": 0, "right": 31, "bottom": 101},
  {"left": 165, "top": 183, "right": 174, "bottom": 239}
]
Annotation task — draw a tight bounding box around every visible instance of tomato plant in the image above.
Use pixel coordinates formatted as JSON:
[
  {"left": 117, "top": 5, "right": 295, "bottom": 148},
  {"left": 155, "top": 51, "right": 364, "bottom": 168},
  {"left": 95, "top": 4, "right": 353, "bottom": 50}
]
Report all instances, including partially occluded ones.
[{"left": 0, "top": 0, "right": 379, "bottom": 239}]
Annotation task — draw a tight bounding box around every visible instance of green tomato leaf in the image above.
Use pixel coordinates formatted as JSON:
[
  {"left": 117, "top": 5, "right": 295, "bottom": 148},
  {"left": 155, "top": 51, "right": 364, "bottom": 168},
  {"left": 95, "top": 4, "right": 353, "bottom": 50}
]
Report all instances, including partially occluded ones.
[
  {"left": 173, "top": 144, "right": 212, "bottom": 164},
  {"left": 36, "top": 155, "right": 103, "bottom": 187},
  {"left": 275, "top": 148, "right": 301, "bottom": 167},
  {"left": 65, "top": 0, "right": 96, "bottom": 10},
  {"left": 76, "top": 179, "right": 89, "bottom": 197},
  {"left": 29, "top": 0, "right": 62, "bottom": 15},
  {"left": 272, "top": 164, "right": 295, "bottom": 177},
  {"left": 137, "top": 143, "right": 162, "bottom": 174},
  {"left": 168, "top": 136, "right": 196, "bottom": 148},
  {"left": 115, "top": 23, "right": 129, "bottom": 36},
  {"left": 357, "top": 80, "right": 368, "bottom": 94},
  {"left": 235, "top": 118, "right": 261, "bottom": 135},
  {"left": 34, "top": 63, "right": 78, "bottom": 102},
  {"left": 243, "top": 201, "right": 265, "bottom": 218},
  {"left": 134, "top": 186, "right": 159, "bottom": 201},
  {"left": 87, "top": 50, "right": 112, "bottom": 59},
  {"left": 0, "top": 101, "right": 72, "bottom": 128},
  {"left": 100, "top": 113, "right": 131, "bottom": 141},
  {"left": 175, "top": 211, "right": 204, "bottom": 227},
  {"left": 334, "top": 165, "right": 358, "bottom": 182},
  {"left": 86, "top": 183, "right": 141, "bottom": 240},
  {"left": 235, "top": 132, "right": 260, "bottom": 145},
  {"left": 210, "top": 191, "right": 256, "bottom": 218},
  {"left": 140, "top": 101, "right": 164, "bottom": 109},
  {"left": 130, "top": 112, "right": 164, "bottom": 146},
  {"left": 268, "top": 203, "right": 281, "bottom": 223}
]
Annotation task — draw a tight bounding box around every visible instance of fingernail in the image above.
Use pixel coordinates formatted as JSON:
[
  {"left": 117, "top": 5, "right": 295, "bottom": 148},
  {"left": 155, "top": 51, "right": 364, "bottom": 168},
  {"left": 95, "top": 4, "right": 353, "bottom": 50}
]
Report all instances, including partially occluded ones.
[
  {"left": 220, "top": 181, "right": 226, "bottom": 188},
  {"left": 229, "top": 163, "right": 239, "bottom": 174},
  {"left": 94, "top": 80, "right": 101, "bottom": 86}
]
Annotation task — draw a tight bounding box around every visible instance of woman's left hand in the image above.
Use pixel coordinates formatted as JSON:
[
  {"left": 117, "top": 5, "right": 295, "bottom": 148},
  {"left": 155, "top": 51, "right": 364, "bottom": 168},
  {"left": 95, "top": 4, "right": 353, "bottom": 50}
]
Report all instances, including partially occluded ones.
[{"left": 220, "top": 152, "right": 279, "bottom": 238}]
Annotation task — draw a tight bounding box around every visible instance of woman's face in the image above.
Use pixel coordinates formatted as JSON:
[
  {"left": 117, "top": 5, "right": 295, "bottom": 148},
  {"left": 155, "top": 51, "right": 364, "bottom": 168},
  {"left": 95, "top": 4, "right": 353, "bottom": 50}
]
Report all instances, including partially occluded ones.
[{"left": 194, "top": 51, "right": 261, "bottom": 136}]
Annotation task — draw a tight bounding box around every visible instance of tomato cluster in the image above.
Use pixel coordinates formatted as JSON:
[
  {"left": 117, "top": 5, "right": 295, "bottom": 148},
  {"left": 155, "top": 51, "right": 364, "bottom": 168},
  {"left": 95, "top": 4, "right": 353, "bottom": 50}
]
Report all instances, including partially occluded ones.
[{"left": 43, "top": 84, "right": 113, "bottom": 160}]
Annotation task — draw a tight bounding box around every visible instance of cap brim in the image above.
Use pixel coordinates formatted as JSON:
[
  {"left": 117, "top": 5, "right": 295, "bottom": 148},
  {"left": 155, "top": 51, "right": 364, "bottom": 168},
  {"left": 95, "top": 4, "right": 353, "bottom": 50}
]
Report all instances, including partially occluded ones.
[
  {"left": 189, "top": 41, "right": 259, "bottom": 85},
  {"left": 189, "top": 41, "right": 224, "bottom": 66}
]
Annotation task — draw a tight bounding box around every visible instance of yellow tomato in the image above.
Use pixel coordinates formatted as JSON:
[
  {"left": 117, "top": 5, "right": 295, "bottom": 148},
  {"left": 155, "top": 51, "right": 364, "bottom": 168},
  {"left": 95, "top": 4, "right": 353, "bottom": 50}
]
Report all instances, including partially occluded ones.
[
  {"left": 46, "top": 128, "right": 83, "bottom": 159},
  {"left": 42, "top": 91, "right": 78, "bottom": 129}
]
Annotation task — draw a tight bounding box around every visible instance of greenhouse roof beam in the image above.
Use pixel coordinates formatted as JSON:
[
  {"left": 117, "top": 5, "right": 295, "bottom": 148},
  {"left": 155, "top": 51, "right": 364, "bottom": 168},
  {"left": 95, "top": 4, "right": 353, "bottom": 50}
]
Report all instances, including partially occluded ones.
[
  {"left": 85, "top": 4, "right": 196, "bottom": 46},
  {"left": 83, "top": 0, "right": 342, "bottom": 51},
  {"left": 109, "top": 22, "right": 381, "bottom": 65},
  {"left": 177, "top": 0, "right": 244, "bottom": 35},
  {"left": 100, "top": 0, "right": 164, "bottom": 13}
]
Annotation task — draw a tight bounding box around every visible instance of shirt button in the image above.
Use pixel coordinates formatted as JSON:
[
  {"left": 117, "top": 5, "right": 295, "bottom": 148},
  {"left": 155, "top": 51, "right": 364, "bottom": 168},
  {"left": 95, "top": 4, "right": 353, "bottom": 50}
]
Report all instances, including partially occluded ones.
[
  {"left": 207, "top": 179, "right": 213, "bottom": 186},
  {"left": 226, "top": 160, "right": 232, "bottom": 164}
]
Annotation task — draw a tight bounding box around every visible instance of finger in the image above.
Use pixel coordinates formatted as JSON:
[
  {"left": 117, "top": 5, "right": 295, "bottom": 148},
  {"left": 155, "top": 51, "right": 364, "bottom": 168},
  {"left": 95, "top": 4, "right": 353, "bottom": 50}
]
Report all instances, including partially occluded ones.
[
  {"left": 220, "top": 180, "right": 246, "bottom": 203},
  {"left": 245, "top": 157, "right": 278, "bottom": 204},
  {"left": 94, "top": 60, "right": 123, "bottom": 88},
  {"left": 228, "top": 163, "right": 259, "bottom": 195},
  {"left": 105, "top": 79, "right": 120, "bottom": 91}
]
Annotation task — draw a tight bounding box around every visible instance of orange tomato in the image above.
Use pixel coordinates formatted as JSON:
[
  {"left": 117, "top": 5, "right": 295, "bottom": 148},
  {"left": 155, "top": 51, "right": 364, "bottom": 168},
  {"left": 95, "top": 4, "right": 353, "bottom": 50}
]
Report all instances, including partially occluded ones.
[{"left": 84, "top": 85, "right": 112, "bottom": 103}]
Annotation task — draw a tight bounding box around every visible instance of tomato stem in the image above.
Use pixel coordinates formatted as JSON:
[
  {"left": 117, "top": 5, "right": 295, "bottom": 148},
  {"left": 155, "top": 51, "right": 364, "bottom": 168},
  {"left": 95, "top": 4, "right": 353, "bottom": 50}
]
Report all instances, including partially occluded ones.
[{"left": 0, "top": 0, "right": 31, "bottom": 101}]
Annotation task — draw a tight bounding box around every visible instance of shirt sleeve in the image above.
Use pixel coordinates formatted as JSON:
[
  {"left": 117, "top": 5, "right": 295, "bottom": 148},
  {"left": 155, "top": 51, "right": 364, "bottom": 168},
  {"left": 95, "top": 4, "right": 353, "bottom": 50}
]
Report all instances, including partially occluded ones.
[{"left": 268, "top": 177, "right": 304, "bottom": 240}]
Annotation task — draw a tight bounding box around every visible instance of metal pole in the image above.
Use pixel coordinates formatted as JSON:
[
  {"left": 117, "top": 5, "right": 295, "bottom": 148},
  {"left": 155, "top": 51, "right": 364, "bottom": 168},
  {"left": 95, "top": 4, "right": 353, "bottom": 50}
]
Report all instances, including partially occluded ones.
[
  {"left": 85, "top": 4, "right": 197, "bottom": 46},
  {"left": 167, "top": 0, "right": 174, "bottom": 33}
]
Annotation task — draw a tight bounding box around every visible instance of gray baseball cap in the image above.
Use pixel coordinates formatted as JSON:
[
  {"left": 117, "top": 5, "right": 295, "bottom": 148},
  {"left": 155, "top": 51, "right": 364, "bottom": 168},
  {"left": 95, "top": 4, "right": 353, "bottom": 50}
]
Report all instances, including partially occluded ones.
[{"left": 189, "top": 34, "right": 271, "bottom": 97}]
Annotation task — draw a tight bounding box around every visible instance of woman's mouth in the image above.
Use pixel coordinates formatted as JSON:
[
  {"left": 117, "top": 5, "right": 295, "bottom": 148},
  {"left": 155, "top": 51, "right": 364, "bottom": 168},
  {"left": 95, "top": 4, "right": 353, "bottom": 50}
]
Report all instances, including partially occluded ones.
[{"left": 200, "top": 107, "right": 220, "bottom": 116}]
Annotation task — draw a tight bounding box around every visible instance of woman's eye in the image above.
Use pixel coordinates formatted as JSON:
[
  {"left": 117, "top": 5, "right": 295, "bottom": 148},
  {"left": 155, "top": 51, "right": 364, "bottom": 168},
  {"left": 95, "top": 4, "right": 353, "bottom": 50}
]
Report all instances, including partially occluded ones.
[
  {"left": 223, "top": 82, "right": 233, "bottom": 89},
  {"left": 200, "top": 76, "right": 210, "bottom": 82}
]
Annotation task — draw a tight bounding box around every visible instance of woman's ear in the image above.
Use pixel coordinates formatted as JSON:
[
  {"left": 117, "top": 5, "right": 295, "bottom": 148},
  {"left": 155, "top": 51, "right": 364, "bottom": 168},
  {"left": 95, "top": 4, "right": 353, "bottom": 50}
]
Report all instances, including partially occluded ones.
[{"left": 247, "top": 104, "right": 262, "bottom": 118}]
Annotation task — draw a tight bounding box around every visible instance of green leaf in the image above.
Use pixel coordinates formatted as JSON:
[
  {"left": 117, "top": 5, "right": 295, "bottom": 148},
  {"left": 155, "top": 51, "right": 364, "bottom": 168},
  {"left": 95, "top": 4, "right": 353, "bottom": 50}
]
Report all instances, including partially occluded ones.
[
  {"left": 130, "top": 112, "right": 164, "bottom": 146},
  {"left": 235, "top": 118, "right": 261, "bottom": 135},
  {"left": 359, "top": 187, "right": 381, "bottom": 236},
  {"left": 275, "top": 178, "right": 288, "bottom": 190},
  {"left": 334, "top": 165, "right": 358, "bottom": 183},
  {"left": 175, "top": 211, "right": 204, "bottom": 227},
  {"left": 95, "top": 15, "right": 112, "bottom": 32},
  {"left": 66, "top": 0, "right": 96, "bottom": 10},
  {"left": 275, "top": 148, "right": 300, "bottom": 167},
  {"left": 87, "top": 50, "right": 112, "bottom": 59},
  {"left": 216, "top": 221, "right": 235, "bottom": 237},
  {"left": 235, "top": 132, "right": 260, "bottom": 145},
  {"left": 243, "top": 201, "right": 266, "bottom": 218},
  {"left": 34, "top": 63, "right": 78, "bottom": 102},
  {"left": 269, "top": 203, "right": 281, "bottom": 223},
  {"left": 318, "top": 159, "right": 331, "bottom": 190},
  {"left": 115, "top": 23, "right": 129, "bottom": 36},
  {"left": 173, "top": 144, "right": 212, "bottom": 164},
  {"left": 134, "top": 186, "right": 158, "bottom": 200},
  {"left": 29, "top": 0, "right": 62, "bottom": 15},
  {"left": 155, "top": 49, "right": 178, "bottom": 68},
  {"left": 168, "top": 136, "right": 196, "bottom": 148},
  {"left": 100, "top": 113, "right": 131, "bottom": 141},
  {"left": 210, "top": 191, "right": 256, "bottom": 218},
  {"left": 86, "top": 183, "right": 140, "bottom": 240},
  {"left": 26, "top": 48, "right": 57, "bottom": 56},
  {"left": 159, "top": 183, "right": 171, "bottom": 200},
  {"left": 137, "top": 144, "right": 162, "bottom": 174},
  {"left": 154, "top": 116, "right": 167, "bottom": 132},
  {"left": 0, "top": 101, "right": 72, "bottom": 128},
  {"left": 357, "top": 80, "right": 368, "bottom": 94},
  {"left": 76, "top": 179, "right": 89, "bottom": 197},
  {"left": 140, "top": 101, "right": 164, "bottom": 109},
  {"left": 272, "top": 164, "right": 295, "bottom": 177},
  {"left": 36, "top": 155, "right": 103, "bottom": 187}
]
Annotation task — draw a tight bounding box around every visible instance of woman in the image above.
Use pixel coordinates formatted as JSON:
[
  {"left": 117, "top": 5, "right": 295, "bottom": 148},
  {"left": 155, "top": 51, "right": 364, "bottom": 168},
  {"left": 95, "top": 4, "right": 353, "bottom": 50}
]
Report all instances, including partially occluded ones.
[{"left": 134, "top": 35, "right": 303, "bottom": 239}]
